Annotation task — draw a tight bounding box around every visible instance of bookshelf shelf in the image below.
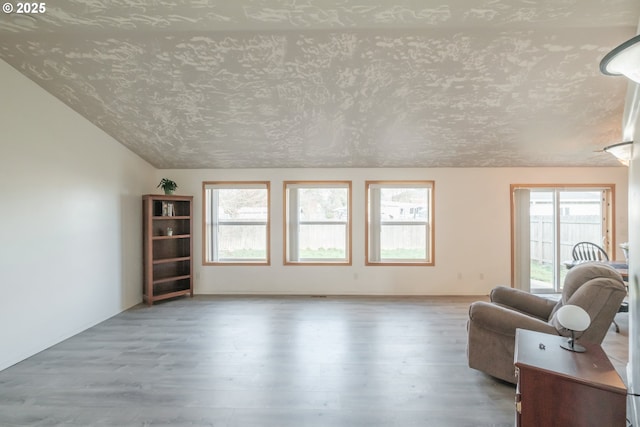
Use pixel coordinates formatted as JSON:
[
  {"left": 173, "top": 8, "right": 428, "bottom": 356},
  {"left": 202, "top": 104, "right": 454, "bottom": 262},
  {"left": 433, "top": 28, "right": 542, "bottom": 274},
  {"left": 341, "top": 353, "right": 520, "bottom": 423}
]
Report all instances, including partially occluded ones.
[{"left": 143, "top": 194, "right": 193, "bottom": 306}]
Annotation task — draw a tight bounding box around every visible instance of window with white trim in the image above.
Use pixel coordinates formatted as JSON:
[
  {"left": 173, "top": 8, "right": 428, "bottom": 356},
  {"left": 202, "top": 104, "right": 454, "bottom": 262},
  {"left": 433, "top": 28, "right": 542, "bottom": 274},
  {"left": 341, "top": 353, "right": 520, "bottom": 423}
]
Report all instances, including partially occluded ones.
[
  {"left": 284, "top": 181, "right": 351, "bottom": 264},
  {"left": 203, "top": 182, "right": 270, "bottom": 264},
  {"left": 366, "top": 181, "right": 434, "bottom": 265}
]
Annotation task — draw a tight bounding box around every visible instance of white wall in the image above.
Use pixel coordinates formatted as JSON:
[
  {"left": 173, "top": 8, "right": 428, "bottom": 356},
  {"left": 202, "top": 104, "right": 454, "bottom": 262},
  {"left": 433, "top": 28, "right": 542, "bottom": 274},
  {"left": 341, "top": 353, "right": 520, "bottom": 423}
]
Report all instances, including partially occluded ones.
[
  {"left": 159, "top": 167, "right": 628, "bottom": 296},
  {"left": 627, "top": 89, "right": 640, "bottom": 423},
  {"left": 0, "top": 60, "right": 156, "bottom": 371}
]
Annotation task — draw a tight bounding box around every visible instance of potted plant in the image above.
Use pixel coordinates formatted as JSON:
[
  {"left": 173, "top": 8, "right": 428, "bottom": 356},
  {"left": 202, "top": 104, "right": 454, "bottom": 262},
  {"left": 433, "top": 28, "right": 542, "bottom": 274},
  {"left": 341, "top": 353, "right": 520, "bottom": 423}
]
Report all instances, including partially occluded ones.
[{"left": 157, "top": 178, "right": 178, "bottom": 195}]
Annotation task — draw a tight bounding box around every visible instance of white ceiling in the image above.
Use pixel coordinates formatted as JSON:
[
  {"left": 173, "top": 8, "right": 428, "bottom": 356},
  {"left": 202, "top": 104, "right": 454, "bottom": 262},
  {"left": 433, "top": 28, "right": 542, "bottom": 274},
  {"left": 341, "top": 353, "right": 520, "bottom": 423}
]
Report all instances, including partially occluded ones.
[{"left": 1, "top": 1, "right": 639, "bottom": 168}]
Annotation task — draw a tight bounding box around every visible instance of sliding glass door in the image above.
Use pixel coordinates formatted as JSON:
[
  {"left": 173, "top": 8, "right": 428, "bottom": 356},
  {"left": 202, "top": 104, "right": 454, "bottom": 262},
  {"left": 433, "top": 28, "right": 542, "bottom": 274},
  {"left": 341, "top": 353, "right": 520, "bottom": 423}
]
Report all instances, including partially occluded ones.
[{"left": 512, "top": 185, "right": 613, "bottom": 294}]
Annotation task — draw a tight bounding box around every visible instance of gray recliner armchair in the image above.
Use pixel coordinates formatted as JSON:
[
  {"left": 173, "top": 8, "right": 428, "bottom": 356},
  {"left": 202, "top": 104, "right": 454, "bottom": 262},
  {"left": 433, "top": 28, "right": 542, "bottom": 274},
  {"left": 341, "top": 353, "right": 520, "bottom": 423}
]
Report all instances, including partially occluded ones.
[{"left": 467, "top": 263, "right": 626, "bottom": 384}]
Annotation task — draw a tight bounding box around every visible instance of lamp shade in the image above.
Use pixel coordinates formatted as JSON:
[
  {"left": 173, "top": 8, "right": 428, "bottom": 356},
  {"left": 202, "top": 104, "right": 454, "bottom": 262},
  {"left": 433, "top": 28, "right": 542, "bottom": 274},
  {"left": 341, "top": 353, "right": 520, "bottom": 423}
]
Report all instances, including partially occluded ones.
[
  {"left": 603, "top": 141, "right": 633, "bottom": 165},
  {"left": 556, "top": 305, "right": 591, "bottom": 332},
  {"left": 600, "top": 34, "right": 640, "bottom": 83}
]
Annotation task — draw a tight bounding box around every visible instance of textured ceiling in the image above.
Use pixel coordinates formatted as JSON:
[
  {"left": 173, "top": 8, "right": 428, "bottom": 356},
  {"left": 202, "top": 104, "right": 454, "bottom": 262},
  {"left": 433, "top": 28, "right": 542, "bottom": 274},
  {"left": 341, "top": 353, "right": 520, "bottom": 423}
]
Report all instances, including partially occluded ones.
[{"left": 1, "top": 1, "right": 639, "bottom": 168}]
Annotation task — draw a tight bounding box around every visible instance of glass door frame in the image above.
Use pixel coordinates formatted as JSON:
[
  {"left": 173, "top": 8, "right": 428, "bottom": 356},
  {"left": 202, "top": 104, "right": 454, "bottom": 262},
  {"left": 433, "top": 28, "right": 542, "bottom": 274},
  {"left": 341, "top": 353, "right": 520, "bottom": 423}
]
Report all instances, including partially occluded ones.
[{"left": 510, "top": 183, "right": 616, "bottom": 293}]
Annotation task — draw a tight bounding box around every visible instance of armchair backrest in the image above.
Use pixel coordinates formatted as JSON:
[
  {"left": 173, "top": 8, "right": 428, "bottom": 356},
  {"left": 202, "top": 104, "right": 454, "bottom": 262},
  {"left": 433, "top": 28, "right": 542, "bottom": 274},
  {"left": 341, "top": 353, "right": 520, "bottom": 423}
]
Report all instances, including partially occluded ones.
[{"left": 548, "top": 263, "right": 626, "bottom": 344}]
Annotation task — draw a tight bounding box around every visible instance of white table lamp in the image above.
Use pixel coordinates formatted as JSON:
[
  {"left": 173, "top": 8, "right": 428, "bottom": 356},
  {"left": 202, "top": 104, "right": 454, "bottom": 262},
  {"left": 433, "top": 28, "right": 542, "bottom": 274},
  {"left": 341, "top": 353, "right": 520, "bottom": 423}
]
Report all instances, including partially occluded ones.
[{"left": 556, "top": 305, "right": 591, "bottom": 352}]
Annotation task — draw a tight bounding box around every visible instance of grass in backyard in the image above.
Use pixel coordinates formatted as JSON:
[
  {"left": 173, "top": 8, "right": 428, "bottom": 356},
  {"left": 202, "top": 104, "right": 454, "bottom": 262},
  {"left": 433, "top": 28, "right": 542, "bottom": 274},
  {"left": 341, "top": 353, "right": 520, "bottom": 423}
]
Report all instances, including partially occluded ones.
[{"left": 531, "top": 260, "right": 553, "bottom": 283}]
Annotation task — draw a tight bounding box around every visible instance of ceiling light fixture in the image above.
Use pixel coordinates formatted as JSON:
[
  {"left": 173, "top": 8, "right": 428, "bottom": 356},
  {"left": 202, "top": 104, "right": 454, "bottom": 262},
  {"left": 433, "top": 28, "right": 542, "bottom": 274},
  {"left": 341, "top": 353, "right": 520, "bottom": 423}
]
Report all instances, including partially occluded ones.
[
  {"left": 603, "top": 141, "right": 633, "bottom": 165},
  {"left": 600, "top": 34, "right": 640, "bottom": 83}
]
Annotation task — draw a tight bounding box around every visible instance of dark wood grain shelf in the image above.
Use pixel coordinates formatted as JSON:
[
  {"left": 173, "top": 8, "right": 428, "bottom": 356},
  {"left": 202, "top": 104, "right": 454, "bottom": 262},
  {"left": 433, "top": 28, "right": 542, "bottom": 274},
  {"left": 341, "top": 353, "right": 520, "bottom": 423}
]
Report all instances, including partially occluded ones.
[
  {"left": 152, "top": 235, "right": 192, "bottom": 240},
  {"left": 153, "top": 256, "right": 191, "bottom": 264},
  {"left": 153, "top": 274, "right": 191, "bottom": 285},
  {"left": 150, "top": 288, "right": 192, "bottom": 302},
  {"left": 143, "top": 194, "right": 193, "bottom": 306},
  {"left": 152, "top": 216, "right": 191, "bottom": 220}
]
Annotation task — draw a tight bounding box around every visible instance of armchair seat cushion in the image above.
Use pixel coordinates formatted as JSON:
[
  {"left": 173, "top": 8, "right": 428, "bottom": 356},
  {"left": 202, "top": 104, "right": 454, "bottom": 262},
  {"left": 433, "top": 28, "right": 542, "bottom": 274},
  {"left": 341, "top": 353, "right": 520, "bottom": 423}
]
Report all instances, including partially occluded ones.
[
  {"left": 469, "top": 301, "right": 556, "bottom": 337},
  {"left": 490, "top": 286, "right": 556, "bottom": 321}
]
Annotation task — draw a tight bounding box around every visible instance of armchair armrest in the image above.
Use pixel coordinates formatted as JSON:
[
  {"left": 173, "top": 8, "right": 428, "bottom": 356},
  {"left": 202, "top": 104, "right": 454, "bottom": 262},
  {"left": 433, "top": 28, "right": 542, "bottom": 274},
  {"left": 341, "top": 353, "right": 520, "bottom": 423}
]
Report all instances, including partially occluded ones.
[
  {"left": 469, "top": 301, "right": 558, "bottom": 337},
  {"left": 490, "top": 286, "right": 557, "bottom": 320}
]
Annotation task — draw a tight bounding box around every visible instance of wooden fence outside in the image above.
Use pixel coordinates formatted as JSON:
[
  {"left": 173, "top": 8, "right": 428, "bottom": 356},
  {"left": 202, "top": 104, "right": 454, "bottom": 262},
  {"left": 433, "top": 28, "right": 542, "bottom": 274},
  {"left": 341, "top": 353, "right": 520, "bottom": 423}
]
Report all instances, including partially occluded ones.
[
  {"left": 530, "top": 215, "right": 603, "bottom": 264},
  {"left": 213, "top": 223, "right": 426, "bottom": 251}
]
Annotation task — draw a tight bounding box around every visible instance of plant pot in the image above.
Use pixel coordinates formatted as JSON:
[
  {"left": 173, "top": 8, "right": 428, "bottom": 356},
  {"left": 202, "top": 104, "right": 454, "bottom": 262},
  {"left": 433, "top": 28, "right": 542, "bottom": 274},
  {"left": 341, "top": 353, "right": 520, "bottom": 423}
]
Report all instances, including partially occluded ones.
[{"left": 164, "top": 189, "right": 174, "bottom": 195}]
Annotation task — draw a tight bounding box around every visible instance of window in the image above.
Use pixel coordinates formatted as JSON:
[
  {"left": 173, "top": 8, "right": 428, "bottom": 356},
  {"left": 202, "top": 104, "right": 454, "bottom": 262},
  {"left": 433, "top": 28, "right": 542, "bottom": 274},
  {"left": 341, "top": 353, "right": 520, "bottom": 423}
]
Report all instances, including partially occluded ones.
[
  {"left": 284, "top": 181, "right": 351, "bottom": 265},
  {"left": 366, "top": 181, "right": 434, "bottom": 265},
  {"left": 511, "top": 185, "right": 614, "bottom": 293},
  {"left": 203, "top": 182, "right": 270, "bottom": 264}
]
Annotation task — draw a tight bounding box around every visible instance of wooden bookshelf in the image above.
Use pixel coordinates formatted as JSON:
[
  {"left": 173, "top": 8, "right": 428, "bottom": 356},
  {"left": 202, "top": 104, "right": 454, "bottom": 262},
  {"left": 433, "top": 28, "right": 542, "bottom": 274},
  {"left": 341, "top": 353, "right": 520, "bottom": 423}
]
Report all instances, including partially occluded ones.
[{"left": 142, "top": 194, "right": 193, "bottom": 305}]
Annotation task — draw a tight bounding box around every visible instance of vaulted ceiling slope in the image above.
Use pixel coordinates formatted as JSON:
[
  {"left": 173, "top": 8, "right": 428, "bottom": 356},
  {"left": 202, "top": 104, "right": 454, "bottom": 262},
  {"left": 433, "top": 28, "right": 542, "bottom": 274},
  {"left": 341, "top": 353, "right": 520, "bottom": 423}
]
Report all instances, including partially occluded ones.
[{"left": 1, "top": 1, "right": 639, "bottom": 168}]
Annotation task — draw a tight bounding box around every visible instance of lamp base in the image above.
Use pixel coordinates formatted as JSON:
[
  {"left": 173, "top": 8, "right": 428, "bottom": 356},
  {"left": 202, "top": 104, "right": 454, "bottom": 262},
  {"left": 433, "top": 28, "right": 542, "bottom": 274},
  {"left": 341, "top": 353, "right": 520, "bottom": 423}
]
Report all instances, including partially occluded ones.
[{"left": 560, "top": 338, "right": 586, "bottom": 353}]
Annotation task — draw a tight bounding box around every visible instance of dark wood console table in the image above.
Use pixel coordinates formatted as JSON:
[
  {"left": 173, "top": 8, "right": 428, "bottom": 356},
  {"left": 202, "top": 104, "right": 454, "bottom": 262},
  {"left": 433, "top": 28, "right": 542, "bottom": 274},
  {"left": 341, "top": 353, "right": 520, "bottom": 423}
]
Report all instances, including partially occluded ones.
[{"left": 514, "top": 329, "right": 626, "bottom": 427}]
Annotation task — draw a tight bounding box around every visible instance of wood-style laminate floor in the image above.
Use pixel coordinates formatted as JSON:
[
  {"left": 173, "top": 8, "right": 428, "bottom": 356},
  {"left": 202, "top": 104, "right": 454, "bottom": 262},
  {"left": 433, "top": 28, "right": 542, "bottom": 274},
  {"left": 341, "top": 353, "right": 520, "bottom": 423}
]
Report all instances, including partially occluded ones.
[{"left": 0, "top": 296, "right": 630, "bottom": 427}]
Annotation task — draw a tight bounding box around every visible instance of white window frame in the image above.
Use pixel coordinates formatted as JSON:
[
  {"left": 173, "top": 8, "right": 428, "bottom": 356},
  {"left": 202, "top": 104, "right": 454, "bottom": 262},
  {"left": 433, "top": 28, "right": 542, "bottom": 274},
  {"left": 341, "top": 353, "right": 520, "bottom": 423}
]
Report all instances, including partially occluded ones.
[
  {"left": 366, "top": 181, "right": 435, "bottom": 266},
  {"left": 203, "top": 181, "right": 270, "bottom": 265},
  {"left": 284, "top": 181, "right": 352, "bottom": 265}
]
